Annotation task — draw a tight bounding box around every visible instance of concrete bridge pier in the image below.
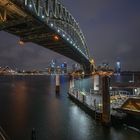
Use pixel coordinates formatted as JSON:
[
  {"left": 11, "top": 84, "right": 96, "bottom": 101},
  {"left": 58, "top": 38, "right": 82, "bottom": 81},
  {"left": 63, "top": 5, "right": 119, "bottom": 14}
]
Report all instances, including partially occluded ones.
[
  {"left": 83, "top": 63, "right": 92, "bottom": 75},
  {"left": 55, "top": 74, "right": 60, "bottom": 93},
  {"left": 101, "top": 76, "right": 111, "bottom": 126}
]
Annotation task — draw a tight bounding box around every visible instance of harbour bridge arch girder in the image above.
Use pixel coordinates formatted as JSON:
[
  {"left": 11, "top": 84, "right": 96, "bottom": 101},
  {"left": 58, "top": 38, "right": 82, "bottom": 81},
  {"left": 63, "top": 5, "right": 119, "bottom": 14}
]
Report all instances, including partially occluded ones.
[{"left": 0, "top": 0, "right": 92, "bottom": 73}]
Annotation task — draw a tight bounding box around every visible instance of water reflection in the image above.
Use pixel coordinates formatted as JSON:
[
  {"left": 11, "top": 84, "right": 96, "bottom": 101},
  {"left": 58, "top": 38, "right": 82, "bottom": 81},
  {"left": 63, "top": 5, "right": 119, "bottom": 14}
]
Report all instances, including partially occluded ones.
[
  {"left": 10, "top": 81, "right": 28, "bottom": 139},
  {"left": 0, "top": 75, "right": 139, "bottom": 140}
]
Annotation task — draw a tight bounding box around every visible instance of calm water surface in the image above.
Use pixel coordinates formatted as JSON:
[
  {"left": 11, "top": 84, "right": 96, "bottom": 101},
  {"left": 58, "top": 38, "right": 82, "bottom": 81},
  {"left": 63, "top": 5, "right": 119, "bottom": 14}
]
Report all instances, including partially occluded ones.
[{"left": 0, "top": 75, "right": 140, "bottom": 140}]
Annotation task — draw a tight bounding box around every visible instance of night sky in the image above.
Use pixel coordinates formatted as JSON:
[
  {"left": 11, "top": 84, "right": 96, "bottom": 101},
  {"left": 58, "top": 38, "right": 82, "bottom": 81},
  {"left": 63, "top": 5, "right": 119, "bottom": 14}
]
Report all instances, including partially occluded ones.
[{"left": 0, "top": 0, "right": 140, "bottom": 70}]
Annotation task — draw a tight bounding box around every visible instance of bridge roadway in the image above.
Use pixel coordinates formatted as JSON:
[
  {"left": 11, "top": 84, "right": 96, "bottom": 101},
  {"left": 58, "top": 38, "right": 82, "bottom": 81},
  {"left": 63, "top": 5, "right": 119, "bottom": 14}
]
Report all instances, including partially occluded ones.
[{"left": 0, "top": 0, "right": 92, "bottom": 73}]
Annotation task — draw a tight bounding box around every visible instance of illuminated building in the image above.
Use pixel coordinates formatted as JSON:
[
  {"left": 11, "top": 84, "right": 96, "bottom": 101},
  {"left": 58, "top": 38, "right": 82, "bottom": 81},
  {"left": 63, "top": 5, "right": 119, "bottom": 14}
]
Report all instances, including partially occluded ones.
[
  {"left": 61, "top": 62, "right": 67, "bottom": 73},
  {"left": 115, "top": 58, "right": 121, "bottom": 74},
  {"left": 50, "top": 59, "right": 57, "bottom": 74}
]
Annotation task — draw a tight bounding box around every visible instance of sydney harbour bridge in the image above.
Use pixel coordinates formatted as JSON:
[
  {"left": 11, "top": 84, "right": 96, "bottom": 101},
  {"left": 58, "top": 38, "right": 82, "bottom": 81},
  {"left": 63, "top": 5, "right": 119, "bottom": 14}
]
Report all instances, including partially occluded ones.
[{"left": 0, "top": 0, "right": 93, "bottom": 72}]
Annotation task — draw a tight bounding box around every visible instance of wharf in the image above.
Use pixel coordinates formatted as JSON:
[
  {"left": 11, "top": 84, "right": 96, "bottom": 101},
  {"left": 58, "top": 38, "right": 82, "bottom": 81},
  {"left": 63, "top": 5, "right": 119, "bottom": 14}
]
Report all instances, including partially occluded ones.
[{"left": 68, "top": 92, "right": 129, "bottom": 125}]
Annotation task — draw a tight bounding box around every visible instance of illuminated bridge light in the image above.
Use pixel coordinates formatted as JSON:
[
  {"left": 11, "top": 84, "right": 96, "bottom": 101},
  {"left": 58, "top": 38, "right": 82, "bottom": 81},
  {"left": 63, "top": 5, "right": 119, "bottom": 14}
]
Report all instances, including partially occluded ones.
[
  {"left": 70, "top": 41, "right": 73, "bottom": 44},
  {"left": 42, "top": 15, "right": 45, "bottom": 19},
  {"left": 57, "top": 29, "right": 60, "bottom": 33},
  {"left": 50, "top": 23, "right": 54, "bottom": 27},
  {"left": 29, "top": 4, "right": 32, "bottom": 8},
  {"left": 67, "top": 38, "right": 69, "bottom": 41},
  {"left": 63, "top": 34, "right": 65, "bottom": 37},
  {"left": 53, "top": 35, "right": 59, "bottom": 41}
]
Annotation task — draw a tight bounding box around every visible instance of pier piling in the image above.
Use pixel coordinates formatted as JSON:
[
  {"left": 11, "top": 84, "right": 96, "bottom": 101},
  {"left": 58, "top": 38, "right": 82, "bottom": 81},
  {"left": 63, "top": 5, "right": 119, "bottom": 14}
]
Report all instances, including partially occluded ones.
[
  {"left": 55, "top": 74, "right": 60, "bottom": 93},
  {"left": 101, "top": 76, "right": 111, "bottom": 126}
]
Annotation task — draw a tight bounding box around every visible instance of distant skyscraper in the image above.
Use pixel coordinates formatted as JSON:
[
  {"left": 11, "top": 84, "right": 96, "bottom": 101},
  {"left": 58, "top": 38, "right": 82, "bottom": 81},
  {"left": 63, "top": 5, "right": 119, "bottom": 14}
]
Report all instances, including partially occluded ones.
[
  {"left": 61, "top": 62, "right": 67, "bottom": 73},
  {"left": 102, "top": 62, "right": 109, "bottom": 69},
  {"left": 115, "top": 58, "right": 121, "bottom": 74},
  {"left": 72, "top": 63, "right": 78, "bottom": 71},
  {"left": 50, "top": 59, "right": 57, "bottom": 74},
  {"left": 50, "top": 59, "right": 56, "bottom": 68}
]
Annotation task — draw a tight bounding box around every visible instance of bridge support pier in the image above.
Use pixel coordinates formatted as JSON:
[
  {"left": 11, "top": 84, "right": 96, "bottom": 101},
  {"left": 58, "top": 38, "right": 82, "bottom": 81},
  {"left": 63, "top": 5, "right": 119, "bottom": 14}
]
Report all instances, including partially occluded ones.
[
  {"left": 101, "top": 76, "right": 111, "bottom": 126},
  {"left": 55, "top": 74, "right": 60, "bottom": 93},
  {"left": 83, "top": 64, "right": 92, "bottom": 75}
]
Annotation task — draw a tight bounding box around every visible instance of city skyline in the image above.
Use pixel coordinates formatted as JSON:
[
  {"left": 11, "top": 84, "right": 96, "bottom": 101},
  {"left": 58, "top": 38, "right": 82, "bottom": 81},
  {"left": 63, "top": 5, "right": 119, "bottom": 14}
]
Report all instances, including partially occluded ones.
[{"left": 0, "top": 0, "right": 140, "bottom": 70}]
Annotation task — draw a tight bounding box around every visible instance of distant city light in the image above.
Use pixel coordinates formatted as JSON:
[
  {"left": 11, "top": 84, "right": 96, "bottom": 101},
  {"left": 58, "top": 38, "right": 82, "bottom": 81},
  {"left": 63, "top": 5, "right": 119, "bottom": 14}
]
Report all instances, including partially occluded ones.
[
  {"left": 117, "top": 62, "right": 120, "bottom": 66},
  {"left": 82, "top": 71, "right": 85, "bottom": 75},
  {"left": 57, "top": 29, "right": 60, "bottom": 33},
  {"left": 19, "top": 40, "right": 24, "bottom": 45},
  {"left": 61, "top": 64, "right": 64, "bottom": 68}
]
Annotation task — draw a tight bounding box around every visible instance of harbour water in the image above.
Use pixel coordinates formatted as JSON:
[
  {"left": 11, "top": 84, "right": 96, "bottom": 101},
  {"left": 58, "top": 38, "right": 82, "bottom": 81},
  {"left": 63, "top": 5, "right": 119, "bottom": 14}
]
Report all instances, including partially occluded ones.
[{"left": 0, "top": 75, "right": 140, "bottom": 140}]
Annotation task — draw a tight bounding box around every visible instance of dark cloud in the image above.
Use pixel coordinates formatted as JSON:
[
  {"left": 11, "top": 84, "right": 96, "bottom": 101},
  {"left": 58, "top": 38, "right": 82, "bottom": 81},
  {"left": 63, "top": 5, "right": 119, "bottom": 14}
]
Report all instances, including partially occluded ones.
[{"left": 0, "top": 0, "right": 140, "bottom": 70}]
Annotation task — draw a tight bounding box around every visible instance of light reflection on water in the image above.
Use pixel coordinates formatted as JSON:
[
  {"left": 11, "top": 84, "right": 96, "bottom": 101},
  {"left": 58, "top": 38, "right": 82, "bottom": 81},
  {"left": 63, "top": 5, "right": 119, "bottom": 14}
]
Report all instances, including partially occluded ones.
[
  {"left": 10, "top": 81, "right": 28, "bottom": 131},
  {"left": 0, "top": 75, "right": 139, "bottom": 140}
]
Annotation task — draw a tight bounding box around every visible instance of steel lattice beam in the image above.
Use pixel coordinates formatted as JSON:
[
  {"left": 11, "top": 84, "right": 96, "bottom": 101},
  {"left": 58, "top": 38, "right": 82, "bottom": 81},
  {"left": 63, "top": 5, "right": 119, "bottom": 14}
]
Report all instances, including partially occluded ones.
[
  {"left": 0, "top": 18, "right": 32, "bottom": 30},
  {"left": 9, "top": 0, "right": 90, "bottom": 58}
]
